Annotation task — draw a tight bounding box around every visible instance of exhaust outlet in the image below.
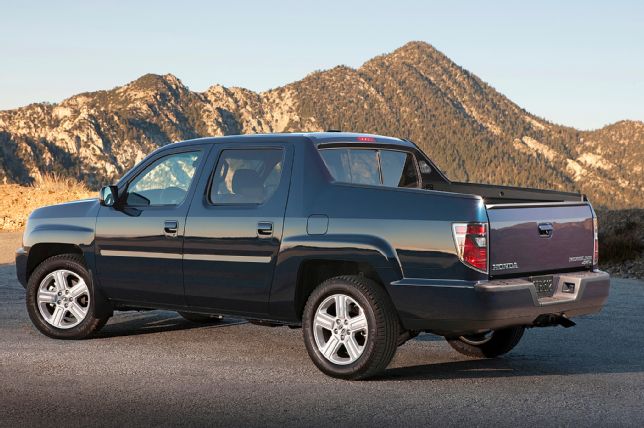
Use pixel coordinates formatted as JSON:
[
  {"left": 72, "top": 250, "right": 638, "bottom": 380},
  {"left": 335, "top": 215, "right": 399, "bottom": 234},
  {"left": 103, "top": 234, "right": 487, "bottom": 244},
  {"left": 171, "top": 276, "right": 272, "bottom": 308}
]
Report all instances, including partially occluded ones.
[
  {"left": 558, "top": 315, "right": 576, "bottom": 328},
  {"left": 533, "top": 314, "right": 577, "bottom": 328}
]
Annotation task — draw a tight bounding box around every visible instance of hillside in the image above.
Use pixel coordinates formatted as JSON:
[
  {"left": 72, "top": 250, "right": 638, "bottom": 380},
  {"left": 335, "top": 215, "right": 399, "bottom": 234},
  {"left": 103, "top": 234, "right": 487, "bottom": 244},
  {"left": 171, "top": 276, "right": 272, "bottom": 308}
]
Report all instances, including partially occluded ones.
[{"left": 0, "top": 41, "right": 642, "bottom": 208}]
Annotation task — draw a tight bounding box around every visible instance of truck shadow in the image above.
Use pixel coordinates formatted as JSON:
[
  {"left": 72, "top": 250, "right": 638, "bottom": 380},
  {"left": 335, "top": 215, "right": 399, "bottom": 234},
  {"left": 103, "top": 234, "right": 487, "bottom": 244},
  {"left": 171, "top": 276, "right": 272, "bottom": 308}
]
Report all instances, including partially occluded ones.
[
  {"left": 94, "top": 311, "right": 246, "bottom": 339},
  {"left": 379, "top": 353, "right": 644, "bottom": 380}
]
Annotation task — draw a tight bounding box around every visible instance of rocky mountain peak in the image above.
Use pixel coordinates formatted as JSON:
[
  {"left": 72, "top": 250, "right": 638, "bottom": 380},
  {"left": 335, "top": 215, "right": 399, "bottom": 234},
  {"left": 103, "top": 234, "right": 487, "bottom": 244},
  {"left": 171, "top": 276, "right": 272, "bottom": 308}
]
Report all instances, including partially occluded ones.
[
  {"left": 128, "top": 73, "right": 185, "bottom": 91},
  {"left": 0, "top": 43, "right": 641, "bottom": 208}
]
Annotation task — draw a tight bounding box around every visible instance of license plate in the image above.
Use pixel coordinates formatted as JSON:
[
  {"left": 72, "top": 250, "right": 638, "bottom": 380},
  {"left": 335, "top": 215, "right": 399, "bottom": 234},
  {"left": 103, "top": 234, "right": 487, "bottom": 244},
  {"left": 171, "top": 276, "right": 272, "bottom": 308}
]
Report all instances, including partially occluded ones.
[{"left": 530, "top": 275, "right": 554, "bottom": 297}]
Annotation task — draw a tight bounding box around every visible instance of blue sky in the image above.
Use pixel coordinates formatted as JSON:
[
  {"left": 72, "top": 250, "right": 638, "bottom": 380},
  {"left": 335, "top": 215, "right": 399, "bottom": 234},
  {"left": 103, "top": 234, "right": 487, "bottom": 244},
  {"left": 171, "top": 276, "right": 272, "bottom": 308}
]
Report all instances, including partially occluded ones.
[{"left": 1, "top": 0, "right": 642, "bottom": 130}]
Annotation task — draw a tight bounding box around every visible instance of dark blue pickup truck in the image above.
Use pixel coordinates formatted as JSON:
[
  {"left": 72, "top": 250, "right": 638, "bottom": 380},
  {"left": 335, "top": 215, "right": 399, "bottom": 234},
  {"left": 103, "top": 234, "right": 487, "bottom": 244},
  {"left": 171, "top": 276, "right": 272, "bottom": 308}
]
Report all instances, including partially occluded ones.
[{"left": 16, "top": 132, "right": 609, "bottom": 379}]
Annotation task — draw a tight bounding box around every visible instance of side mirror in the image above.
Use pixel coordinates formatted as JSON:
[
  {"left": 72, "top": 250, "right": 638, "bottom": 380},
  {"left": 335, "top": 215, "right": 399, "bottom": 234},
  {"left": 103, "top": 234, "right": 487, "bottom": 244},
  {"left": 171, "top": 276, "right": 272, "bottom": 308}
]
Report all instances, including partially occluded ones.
[{"left": 99, "top": 185, "right": 119, "bottom": 207}]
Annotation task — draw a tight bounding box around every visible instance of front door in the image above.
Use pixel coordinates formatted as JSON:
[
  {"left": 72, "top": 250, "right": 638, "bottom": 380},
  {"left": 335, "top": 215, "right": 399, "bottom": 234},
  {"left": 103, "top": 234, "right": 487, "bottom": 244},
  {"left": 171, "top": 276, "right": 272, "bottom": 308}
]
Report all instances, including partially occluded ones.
[
  {"left": 183, "top": 144, "right": 293, "bottom": 315},
  {"left": 95, "top": 147, "right": 208, "bottom": 306}
]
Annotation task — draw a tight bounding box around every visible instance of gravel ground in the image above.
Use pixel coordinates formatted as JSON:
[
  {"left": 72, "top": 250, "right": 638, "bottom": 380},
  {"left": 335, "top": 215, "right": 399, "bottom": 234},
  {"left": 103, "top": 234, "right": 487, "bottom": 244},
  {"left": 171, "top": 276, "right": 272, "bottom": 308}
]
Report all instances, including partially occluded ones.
[{"left": 0, "top": 263, "right": 643, "bottom": 427}]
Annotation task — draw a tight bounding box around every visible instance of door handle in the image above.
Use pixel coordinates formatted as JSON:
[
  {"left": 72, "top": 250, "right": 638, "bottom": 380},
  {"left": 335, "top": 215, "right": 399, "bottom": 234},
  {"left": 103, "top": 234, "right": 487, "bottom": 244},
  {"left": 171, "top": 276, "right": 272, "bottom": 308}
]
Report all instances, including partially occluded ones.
[
  {"left": 257, "top": 221, "right": 273, "bottom": 237},
  {"left": 164, "top": 220, "right": 178, "bottom": 237}
]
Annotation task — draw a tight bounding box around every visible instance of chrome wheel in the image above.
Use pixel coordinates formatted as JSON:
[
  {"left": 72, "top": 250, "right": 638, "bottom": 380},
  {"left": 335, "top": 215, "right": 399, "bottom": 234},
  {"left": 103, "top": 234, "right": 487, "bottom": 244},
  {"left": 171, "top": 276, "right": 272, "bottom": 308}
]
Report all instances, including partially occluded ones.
[
  {"left": 312, "top": 293, "right": 369, "bottom": 365},
  {"left": 459, "top": 330, "right": 493, "bottom": 346},
  {"left": 36, "top": 269, "right": 90, "bottom": 329}
]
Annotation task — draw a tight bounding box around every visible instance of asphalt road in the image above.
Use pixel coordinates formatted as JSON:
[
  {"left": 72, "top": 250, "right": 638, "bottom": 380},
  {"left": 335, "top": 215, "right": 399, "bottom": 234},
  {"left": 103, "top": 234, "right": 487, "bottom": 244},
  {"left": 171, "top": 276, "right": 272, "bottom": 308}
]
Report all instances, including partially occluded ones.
[{"left": 1, "top": 263, "right": 643, "bottom": 427}]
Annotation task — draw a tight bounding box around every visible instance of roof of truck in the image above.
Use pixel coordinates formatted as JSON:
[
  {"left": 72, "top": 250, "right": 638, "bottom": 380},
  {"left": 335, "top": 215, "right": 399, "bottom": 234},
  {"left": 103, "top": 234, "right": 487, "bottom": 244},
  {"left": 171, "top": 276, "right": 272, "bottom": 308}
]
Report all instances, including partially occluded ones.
[{"left": 165, "top": 132, "right": 416, "bottom": 149}]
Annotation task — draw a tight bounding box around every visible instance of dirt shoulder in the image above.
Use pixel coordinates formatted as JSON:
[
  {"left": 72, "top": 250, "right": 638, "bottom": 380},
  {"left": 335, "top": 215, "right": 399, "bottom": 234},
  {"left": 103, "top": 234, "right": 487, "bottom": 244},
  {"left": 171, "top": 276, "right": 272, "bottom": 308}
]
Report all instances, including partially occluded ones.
[
  {"left": 596, "top": 209, "right": 644, "bottom": 280},
  {"left": 0, "top": 231, "right": 22, "bottom": 265},
  {"left": 0, "top": 177, "right": 93, "bottom": 232}
]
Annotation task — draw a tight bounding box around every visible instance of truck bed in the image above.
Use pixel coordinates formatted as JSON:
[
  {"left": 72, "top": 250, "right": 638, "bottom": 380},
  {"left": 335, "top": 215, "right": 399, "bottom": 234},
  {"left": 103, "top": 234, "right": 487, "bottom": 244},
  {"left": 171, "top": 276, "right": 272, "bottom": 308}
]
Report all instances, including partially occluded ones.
[
  {"left": 431, "top": 181, "right": 586, "bottom": 205},
  {"left": 429, "top": 180, "right": 595, "bottom": 278}
]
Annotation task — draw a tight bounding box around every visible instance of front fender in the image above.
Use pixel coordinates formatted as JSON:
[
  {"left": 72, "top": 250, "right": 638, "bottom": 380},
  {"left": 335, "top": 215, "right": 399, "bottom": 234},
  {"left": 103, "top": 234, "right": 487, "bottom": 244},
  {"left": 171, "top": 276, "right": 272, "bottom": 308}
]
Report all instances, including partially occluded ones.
[
  {"left": 18, "top": 223, "right": 97, "bottom": 287},
  {"left": 19, "top": 200, "right": 99, "bottom": 287},
  {"left": 24, "top": 223, "right": 95, "bottom": 248},
  {"left": 18, "top": 221, "right": 111, "bottom": 317}
]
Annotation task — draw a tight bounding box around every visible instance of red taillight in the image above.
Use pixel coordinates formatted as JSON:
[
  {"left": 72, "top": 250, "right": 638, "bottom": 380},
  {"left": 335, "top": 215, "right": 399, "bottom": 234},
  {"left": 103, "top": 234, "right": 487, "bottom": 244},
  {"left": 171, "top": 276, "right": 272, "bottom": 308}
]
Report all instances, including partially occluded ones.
[
  {"left": 466, "top": 224, "right": 486, "bottom": 235},
  {"left": 453, "top": 223, "right": 488, "bottom": 273},
  {"left": 356, "top": 136, "right": 375, "bottom": 142},
  {"left": 593, "top": 217, "right": 599, "bottom": 266}
]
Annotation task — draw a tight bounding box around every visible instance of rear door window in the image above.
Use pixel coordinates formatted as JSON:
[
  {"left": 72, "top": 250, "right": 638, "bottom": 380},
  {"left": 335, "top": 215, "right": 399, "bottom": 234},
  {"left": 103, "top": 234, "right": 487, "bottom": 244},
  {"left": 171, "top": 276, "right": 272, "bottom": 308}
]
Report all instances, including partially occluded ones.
[
  {"left": 319, "top": 148, "right": 419, "bottom": 188},
  {"left": 209, "top": 149, "right": 284, "bottom": 204}
]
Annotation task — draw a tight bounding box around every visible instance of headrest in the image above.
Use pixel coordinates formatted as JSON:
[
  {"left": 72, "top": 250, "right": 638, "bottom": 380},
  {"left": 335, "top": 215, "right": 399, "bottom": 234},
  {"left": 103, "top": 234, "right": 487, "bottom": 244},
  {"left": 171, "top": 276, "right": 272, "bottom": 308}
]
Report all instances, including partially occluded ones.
[{"left": 232, "top": 169, "right": 263, "bottom": 202}]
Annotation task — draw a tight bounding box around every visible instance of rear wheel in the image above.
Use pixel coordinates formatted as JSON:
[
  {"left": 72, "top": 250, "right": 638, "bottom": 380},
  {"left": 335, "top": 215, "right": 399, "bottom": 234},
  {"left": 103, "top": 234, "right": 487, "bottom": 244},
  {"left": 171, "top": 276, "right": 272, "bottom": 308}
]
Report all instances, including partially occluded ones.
[
  {"left": 26, "top": 254, "right": 110, "bottom": 339},
  {"left": 302, "top": 275, "right": 399, "bottom": 380},
  {"left": 446, "top": 326, "right": 525, "bottom": 358},
  {"left": 178, "top": 312, "right": 224, "bottom": 324}
]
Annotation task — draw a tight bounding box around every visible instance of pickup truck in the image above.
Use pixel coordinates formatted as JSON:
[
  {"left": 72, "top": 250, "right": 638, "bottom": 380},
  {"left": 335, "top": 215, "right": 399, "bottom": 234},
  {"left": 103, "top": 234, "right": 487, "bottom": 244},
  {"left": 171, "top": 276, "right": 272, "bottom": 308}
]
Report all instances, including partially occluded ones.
[{"left": 16, "top": 132, "right": 610, "bottom": 380}]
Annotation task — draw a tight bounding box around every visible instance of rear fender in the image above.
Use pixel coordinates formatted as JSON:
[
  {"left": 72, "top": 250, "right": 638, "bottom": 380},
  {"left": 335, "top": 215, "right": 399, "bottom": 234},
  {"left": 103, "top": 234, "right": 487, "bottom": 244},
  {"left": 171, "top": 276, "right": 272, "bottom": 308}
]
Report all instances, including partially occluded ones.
[{"left": 268, "top": 234, "right": 403, "bottom": 322}]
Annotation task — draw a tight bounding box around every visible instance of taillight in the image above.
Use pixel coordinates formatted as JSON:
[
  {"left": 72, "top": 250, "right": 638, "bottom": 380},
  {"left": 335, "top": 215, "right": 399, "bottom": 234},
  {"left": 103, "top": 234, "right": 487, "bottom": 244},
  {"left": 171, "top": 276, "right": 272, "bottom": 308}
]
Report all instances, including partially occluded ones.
[
  {"left": 452, "top": 223, "right": 488, "bottom": 273},
  {"left": 593, "top": 216, "right": 599, "bottom": 266}
]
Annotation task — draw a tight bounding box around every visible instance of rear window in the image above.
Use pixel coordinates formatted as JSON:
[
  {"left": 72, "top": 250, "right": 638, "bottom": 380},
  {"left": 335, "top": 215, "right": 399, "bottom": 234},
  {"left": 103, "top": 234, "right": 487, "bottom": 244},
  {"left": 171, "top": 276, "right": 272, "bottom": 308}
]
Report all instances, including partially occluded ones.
[
  {"left": 380, "top": 150, "right": 420, "bottom": 188},
  {"left": 319, "top": 148, "right": 420, "bottom": 188}
]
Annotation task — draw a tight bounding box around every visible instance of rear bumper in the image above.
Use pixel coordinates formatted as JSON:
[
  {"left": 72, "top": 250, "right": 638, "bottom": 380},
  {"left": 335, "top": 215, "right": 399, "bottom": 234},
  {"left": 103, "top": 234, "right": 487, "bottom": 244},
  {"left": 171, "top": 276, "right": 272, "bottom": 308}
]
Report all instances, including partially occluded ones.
[{"left": 390, "top": 270, "right": 610, "bottom": 335}]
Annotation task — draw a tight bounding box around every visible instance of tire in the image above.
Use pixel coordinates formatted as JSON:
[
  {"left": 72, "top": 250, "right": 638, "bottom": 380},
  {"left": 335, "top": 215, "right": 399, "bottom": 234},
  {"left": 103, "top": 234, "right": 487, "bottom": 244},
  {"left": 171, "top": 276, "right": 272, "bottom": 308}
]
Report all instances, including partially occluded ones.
[
  {"left": 446, "top": 326, "right": 525, "bottom": 358},
  {"left": 26, "top": 254, "right": 110, "bottom": 340},
  {"left": 178, "top": 312, "right": 224, "bottom": 324},
  {"left": 302, "top": 275, "right": 399, "bottom": 380}
]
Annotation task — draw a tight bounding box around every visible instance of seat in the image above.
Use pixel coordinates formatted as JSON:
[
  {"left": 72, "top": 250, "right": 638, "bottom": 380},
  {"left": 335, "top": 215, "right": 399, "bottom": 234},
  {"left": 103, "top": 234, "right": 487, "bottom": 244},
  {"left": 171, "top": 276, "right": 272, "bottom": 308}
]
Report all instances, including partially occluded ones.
[{"left": 231, "top": 169, "right": 264, "bottom": 203}]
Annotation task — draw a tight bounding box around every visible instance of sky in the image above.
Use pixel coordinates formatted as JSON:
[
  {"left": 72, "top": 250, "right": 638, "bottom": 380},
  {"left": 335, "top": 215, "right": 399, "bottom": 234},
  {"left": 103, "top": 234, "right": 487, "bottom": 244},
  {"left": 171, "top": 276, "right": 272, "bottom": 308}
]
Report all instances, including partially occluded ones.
[{"left": 1, "top": 0, "right": 642, "bottom": 130}]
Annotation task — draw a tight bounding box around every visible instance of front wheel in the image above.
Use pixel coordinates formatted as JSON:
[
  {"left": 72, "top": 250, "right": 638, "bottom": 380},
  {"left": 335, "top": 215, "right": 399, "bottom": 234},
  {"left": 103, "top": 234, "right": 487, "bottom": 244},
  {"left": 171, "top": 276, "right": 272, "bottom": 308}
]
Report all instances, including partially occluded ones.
[
  {"left": 446, "top": 326, "right": 525, "bottom": 358},
  {"left": 26, "top": 254, "right": 110, "bottom": 339},
  {"left": 302, "top": 275, "right": 399, "bottom": 380}
]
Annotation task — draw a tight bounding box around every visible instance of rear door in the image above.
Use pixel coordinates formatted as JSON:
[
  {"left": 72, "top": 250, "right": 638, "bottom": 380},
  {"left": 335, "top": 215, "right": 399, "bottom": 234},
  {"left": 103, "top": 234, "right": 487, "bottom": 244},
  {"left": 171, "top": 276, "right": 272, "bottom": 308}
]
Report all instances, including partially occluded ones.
[
  {"left": 487, "top": 202, "right": 595, "bottom": 277},
  {"left": 182, "top": 143, "right": 293, "bottom": 315}
]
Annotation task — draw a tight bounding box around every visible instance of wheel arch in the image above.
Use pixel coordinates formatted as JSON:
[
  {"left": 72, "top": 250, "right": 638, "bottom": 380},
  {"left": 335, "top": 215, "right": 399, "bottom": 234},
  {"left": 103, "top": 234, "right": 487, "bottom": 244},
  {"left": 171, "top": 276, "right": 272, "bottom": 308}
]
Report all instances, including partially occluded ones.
[
  {"left": 269, "top": 234, "right": 404, "bottom": 322},
  {"left": 26, "top": 243, "right": 85, "bottom": 283},
  {"left": 293, "top": 258, "right": 387, "bottom": 320},
  {"left": 23, "top": 223, "right": 96, "bottom": 283}
]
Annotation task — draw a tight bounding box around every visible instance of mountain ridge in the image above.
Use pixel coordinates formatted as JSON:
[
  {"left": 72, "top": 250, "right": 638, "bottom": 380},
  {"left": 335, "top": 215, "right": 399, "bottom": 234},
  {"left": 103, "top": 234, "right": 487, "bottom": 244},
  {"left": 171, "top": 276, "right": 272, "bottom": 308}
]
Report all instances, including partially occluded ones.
[{"left": 0, "top": 41, "right": 642, "bottom": 208}]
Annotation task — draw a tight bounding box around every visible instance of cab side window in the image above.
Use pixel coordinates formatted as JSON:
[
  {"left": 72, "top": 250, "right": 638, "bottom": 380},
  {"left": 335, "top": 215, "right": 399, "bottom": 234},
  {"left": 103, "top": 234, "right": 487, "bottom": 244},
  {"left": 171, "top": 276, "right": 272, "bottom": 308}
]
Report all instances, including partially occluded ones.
[
  {"left": 126, "top": 151, "right": 202, "bottom": 207},
  {"left": 209, "top": 149, "right": 284, "bottom": 205}
]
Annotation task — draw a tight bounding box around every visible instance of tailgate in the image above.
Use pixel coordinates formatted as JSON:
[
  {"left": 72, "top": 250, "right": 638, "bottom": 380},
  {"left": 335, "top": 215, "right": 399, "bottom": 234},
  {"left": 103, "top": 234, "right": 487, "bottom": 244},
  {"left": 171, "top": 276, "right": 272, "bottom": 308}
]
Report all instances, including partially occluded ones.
[{"left": 487, "top": 202, "right": 594, "bottom": 276}]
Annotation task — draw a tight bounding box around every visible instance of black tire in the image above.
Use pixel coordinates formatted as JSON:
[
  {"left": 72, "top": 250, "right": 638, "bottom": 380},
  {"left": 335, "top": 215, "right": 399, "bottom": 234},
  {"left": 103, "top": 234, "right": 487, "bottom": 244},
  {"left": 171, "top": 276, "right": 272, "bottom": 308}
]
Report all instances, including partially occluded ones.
[
  {"left": 302, "top": 275, "right": 399, "bottom": 380},
  {"left": 26, "top": 254, "right": 110, "bottom": 340},
  {"left": 178, "top": 312, "right": 224, "bottom": 324},
  {"left": 446, "top": 326, "right": 525, "bottom": 358}
]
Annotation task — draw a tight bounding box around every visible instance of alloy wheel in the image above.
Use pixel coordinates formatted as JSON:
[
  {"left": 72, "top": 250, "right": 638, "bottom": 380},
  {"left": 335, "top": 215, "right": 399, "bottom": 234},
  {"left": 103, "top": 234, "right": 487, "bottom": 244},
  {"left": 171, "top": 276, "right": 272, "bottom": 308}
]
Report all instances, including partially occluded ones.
[
  {"left": 36, "top": 269, "right": 90, "bottom": 329},
  {"left": 312, "top": 293, "right": 369, "bottom": 365}
]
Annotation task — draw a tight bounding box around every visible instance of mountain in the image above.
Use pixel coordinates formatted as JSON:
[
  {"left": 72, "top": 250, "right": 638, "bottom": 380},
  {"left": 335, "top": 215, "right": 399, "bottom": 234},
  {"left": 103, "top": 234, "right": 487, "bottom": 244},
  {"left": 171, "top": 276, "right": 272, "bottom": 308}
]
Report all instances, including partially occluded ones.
[{"left": 0, "top": 41, "right": 642, "bottom": 208}]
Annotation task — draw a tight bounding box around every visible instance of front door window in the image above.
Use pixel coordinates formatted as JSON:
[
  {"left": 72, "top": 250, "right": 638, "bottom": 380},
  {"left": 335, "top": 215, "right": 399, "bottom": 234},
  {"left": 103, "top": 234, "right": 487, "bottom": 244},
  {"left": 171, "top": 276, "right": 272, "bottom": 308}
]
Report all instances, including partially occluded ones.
[{"left": 126, "top": 151, "right": 202, "bottom": 206}]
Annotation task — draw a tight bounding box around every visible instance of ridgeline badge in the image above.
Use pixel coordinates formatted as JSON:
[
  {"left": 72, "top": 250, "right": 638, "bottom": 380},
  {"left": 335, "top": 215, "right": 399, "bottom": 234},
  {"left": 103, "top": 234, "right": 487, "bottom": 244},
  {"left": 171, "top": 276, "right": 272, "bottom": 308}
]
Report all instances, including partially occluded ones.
[{"left": 569, "top": 255, "right": 593, "bottom": 265}]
